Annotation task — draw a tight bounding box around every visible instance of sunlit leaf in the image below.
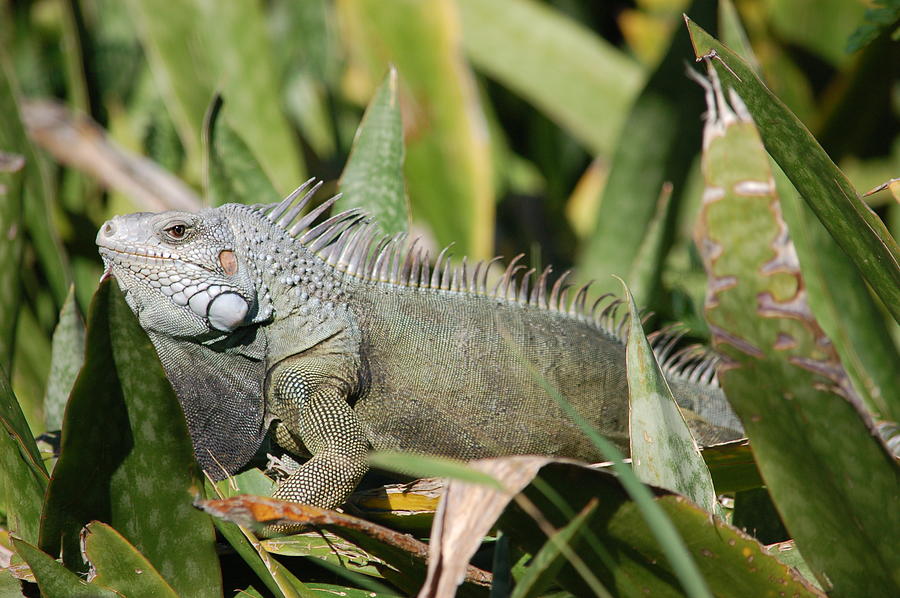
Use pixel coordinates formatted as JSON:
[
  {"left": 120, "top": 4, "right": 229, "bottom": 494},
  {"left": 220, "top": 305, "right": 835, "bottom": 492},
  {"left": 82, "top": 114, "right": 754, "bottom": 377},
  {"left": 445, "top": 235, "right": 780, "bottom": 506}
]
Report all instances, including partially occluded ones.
[
  {"left": 82, "top": 522, "right": 179, "bottom": 598},
  {"left": 692, "top": 65, "right": 900, "bottom": 596},
  {"left": 12, "top": 537, "right": 119, "bottom": 598},
  {"left": 337, "top": 66, "right": 410, "bottom": 236},
  {"left": 42, "top": 287, "right": 85, "bottom": 430}
]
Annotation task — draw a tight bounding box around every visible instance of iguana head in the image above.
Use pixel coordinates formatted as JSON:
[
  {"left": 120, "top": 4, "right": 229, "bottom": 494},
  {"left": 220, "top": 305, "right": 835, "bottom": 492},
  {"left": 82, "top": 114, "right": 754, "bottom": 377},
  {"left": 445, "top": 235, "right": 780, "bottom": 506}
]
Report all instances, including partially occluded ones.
[{"left": 97, "top": 209, "right": 264, "bottom": 337}]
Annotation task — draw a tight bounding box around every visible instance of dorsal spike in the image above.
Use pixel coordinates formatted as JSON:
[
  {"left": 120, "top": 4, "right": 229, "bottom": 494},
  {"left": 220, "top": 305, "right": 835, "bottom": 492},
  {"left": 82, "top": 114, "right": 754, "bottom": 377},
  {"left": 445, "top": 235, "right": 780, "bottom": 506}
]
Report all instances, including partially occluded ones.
[
  {"left": 432, "top": 245, "right": 454, "bottom": 288},
  {"left": 440, "top": 258, "right": 453, "bottom": 290},
  {"left": 401, "top": 238, "right": 421, "bottom": 285},
  {"left": 298, "top": 209, "right": 363, "bottom": 244},
  {"left": 268, "top": 177, "right": 315, "bottom": 222},
  {"left": 516, "top": 268, "right": 533, "bottom": 303},
  {"left": 548, "top": 270, "right": 571, "bottom": 311},
  {"left": 419, "top": 250, "right": 431, "bottom": 287},
  {"left": 390, "top": 235, "right": 406, "bottom": 283},
  {"left": 279, "top": 180, "right": 324, "bottom": 229},
  {"left": 471, "top": 260, "right": 483, "bottom": 294},
  {"left": 288, "top": 192, "right": 341, "bottom": 236},
  {"left": 494, "top": 254, "right": 525, "bottom": 297},
  {"left": 531, "top": 266, "right": 553, "bottom": 308},
  {"left": 482, "top": 256, "right": 502, "bottom": 294},
  {"left": 460, "top": 257, "right": 469, "bottom": 293},
  {"left": 572, "top": 281, "right": 593, "bottom": 316},
  {"left": 347, "top": 226, "right": 377, "bottom": 274},
  {"left": 557, "top": 285, "right": 571, "bottom": 312},
  {"left": 306, "top": 214, "right": 365, "bottom": 253}
]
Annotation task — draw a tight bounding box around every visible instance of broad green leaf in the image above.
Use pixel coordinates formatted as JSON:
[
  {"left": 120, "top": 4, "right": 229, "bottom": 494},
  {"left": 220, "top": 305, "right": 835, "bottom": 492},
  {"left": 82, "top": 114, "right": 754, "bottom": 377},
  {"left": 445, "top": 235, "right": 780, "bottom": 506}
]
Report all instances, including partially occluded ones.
[
  {"left": 686, "top": 18, "right": 900, "bottom": 323},
  {"left": 846, "top": 0, "right": 900, "bottom": 52},
  {"left": 0, "top": 567, "right": 24, "bottom": 597},
  {"left": 124, "top": 0, "right": 304, "bottom": 189},
  {"left": 456, "top": 0, "right": 642, "bottom": 157},
  {"left": 492, "top": 460, "right": 823, "bottom": 598},
  {"left": 577, "top": 1, "right": 716, "bottom": 302},
  {"left": 42, "top": 287, "right": 85, "bottom": 430},
  {"left": 82, "top": 522, "right": 179, "bottom": 598},
  {"left": 337, "top": 0, "right": 494, "bottom": 258},
  {"left": 765, "top": 0, "right": 866, "bottom": 65},
  {"left": 337, "top": 66, "right": 410, "bottom": 236},
  {"left": 305, "top": 583, "right": 399, "bottom": 598},
  {"left": 204, "top": 96, "right": 281, "bottom": 207},
  {"left": 0, "top": 53, "right": 70, "bottom": 307},
  {"left": 12, "top": 537, "right": 119, "bottom": 598},
  {"left": 0, "top": 370, "right": 48, "bottom": 545},
  {"left": 40, "top": 280, "right": 221, "bottom": 598},
  {"left": 369, "top": 450, "right": 503, "bottom": 490},
  {"left": 767, "top": 541, "right": 822, "bottom": 591},
  {"left": 261, "top": 530, "right": 383, "bottom": 578},
  {"left": 692, "top": 68, "right": 900, "bottom": 596},
  {"left": 621, "top": 280, "right": 717, "bottom": 515},
  {"left": 717, "top": 0, "right": 759, "bottom": 74}
]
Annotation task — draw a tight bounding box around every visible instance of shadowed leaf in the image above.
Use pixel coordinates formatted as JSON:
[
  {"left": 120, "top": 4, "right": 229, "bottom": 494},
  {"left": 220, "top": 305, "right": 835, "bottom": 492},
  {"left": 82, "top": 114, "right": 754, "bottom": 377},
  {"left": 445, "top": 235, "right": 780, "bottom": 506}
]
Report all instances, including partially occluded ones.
[
  {"left": 39, "top": 280, "right": 221, "bottom": 598},
  {"left": 0, "top": 151, "right": 24, "bottom": 371}
]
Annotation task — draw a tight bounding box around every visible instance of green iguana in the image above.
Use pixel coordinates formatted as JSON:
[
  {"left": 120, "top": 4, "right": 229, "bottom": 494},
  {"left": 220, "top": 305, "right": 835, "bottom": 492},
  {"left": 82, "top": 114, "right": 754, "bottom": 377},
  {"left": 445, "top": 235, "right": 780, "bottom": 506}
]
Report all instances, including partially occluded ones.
[{"left": 96, "top": 179, "right": 742, "bottom": 508}]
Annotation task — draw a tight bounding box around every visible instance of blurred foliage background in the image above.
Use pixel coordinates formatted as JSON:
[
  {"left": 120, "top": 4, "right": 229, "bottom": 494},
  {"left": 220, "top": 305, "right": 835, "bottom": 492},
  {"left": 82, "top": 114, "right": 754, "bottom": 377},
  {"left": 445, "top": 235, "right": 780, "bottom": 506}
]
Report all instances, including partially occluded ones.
[
  {"left": 1, "top": 0, "right": 898, "bottom": 435},
  {"left": 2, "top": 0, "right": 900, "bottom": 596}
]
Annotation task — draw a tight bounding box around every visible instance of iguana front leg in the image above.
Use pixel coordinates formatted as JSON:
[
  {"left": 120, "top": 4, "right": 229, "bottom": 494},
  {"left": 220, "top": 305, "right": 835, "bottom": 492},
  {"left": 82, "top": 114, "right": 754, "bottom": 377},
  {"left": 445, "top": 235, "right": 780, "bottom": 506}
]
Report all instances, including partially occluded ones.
[{"left": 267, "top": 356, "right": 368, "bottom": 508}]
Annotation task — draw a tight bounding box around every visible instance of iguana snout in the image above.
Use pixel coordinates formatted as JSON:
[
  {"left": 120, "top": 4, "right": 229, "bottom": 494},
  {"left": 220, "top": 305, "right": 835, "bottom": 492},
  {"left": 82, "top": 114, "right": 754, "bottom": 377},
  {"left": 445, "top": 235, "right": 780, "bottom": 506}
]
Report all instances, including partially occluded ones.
[{"left": 97, "top": 210, "right": 259, "bottom": 336}]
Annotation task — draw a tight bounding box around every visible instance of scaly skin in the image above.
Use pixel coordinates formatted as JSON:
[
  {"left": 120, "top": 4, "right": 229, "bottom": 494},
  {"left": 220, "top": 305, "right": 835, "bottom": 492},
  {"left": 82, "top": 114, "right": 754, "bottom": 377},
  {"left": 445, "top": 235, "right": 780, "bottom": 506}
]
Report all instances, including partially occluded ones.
[{"left": 97, "top": 186, "right": 742, "bottom": 508}]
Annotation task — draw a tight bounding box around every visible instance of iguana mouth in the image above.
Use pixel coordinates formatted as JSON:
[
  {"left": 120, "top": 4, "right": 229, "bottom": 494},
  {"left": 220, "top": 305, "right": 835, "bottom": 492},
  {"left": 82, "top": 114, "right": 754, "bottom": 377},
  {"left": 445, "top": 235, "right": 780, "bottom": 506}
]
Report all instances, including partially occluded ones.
[{"left": 98, "top": 245, "right": 219, "bottom": 275}]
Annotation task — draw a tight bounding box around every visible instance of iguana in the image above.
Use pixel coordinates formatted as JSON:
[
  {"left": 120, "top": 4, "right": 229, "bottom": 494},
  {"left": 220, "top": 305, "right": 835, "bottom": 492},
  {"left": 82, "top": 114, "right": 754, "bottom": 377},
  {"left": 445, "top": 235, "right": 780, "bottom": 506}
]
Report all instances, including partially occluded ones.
[{"left": 96, "top": 179, "right": 742, "bottom": 508}]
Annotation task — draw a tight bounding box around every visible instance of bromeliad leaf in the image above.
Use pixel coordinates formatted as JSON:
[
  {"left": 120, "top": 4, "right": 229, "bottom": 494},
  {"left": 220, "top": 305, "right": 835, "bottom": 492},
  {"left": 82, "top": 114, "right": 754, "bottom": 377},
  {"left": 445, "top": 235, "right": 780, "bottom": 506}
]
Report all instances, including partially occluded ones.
[
  {"left": 692, "top": 64, "right": 900, "bottom": 597},
  {"left": 337, "top": 65, "right": 410, "bottom": 237}
]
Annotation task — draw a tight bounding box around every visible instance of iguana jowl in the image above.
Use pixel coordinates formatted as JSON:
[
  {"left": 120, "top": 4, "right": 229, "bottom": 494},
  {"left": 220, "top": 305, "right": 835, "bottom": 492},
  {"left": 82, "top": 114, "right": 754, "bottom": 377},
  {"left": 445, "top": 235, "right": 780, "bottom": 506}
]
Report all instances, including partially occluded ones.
[{"left": 96, "top": 179, "right": 742, "bottom": 508}]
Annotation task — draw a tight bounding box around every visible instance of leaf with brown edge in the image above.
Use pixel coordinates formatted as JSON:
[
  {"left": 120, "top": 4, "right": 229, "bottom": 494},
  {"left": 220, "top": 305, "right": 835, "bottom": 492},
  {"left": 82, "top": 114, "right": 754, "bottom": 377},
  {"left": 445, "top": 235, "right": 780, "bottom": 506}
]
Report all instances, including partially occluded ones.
[{"left": 692, "top": 62, "right": 900, "bottom": 597}]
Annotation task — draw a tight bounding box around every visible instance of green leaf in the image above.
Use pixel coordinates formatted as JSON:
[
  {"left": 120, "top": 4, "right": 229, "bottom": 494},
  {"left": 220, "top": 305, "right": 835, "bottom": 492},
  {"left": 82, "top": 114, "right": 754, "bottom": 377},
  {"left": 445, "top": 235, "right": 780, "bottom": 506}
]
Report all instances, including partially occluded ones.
[
  {"left": 686, "top": 18, "right": 900, "bottom": 323},
  {"left": 456, "top": 0, "right": 642, "bottom": 157},
  {"left": 498, "top": 461, "right": 823, "bottom": 598},
  {"left": 39, "top": 280, "right": 222, "bottom": 598},
  {"left": 577, "top": 1, "right": 716, "bottom": 302},
  {"left": 0, "top": 151, "right": 24, "bottom": 372},
  {"left": 42, "top": 286, "right": 85, "bottom": 430},
  {"left": 82, "top": 522, "right": 180, "bottom": 598},
  {"left": 846, "top": 0, "right": 900, "bottom": 53},
  {"left": 337, "top": 66, "right": 410, "bottom": 236},
  {"left": 368, "top": 450, "right": 503, "bottom": 490},
  {"left": 337, "top": 0, "right": 494, "bottom": 257},
  {"left": 124, "top": 0, "right": 304, "bottom": 188},
  {"left": 0, "top": 367, "right": 48, "bottom": 545},
  {"left": 0, "top": 54, "right": 70, "bottom": 307},
  {"left": 692, "top": 67, "right": 900, "bottom": 596},
  {"left": 510, "top": 499, "right": 609, "bottom": 598},
  {"left": 621, "top": 279, "right": 717, "bottom": 514},
  {"left": 204, "top": 95, "right": 281, "bottom": 207},
  {"left": 515, "top": 351, "right": 714, "bottom": 598},
  {"left": 12, "top": 537, "right": 119, "bottom": 598}
]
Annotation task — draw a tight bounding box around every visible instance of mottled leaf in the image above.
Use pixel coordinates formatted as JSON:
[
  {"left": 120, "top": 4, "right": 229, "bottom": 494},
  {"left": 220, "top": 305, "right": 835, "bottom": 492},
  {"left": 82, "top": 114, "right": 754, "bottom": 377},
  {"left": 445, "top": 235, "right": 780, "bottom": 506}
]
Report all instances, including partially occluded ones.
[
  {"left": 457, "top": 0, "right": 643, "bottom": 157},
  {"left": 337, "top": 0, "right": 494, "bottom": 257},
  {"left": 39, "top": 280, "right": 221, "bottom": 598},
  {"left": 337, "top": 66, "right": 410, "bottom": 236},
  {"left": 82, "top": 522, "right": 179, "bottom": 598},
  {"left": 204, "top": 96, "right": 281, "bottom": 207},
  {"left": 686, "top": 18, "right": 900, "bottom": 323},
  {"left": 621, "top": 280, "right": 717, "bottom": 514},
  {"left": 42, "top": 286, "right": 85, "bottom": 430},
  {"left": 0, "top": 151, "right": 24, "bottom": 372},
  {"left": 12, "top": 537, "right": 119, "bottom": 598},
  {"left": 692, "top": 66, "right": 900, "bottom": 596},
  {"left": 0, "top": 368, "right": 47, "bottom": 545}
]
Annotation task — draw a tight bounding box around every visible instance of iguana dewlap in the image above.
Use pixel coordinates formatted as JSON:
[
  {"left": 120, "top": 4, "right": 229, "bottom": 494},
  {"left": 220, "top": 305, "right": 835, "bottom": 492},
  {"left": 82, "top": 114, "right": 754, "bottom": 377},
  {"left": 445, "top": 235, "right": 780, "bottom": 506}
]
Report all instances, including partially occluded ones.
[{"left": 97, "top": 180, "right": 742, "bottom": 508}]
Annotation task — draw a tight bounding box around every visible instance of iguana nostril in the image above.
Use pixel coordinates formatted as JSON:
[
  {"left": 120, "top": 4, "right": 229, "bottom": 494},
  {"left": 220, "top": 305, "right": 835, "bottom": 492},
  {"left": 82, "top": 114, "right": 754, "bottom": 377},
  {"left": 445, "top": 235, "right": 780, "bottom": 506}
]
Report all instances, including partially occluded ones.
[{"left": 102, "top": 221, "right": 116, "bottom": 237}]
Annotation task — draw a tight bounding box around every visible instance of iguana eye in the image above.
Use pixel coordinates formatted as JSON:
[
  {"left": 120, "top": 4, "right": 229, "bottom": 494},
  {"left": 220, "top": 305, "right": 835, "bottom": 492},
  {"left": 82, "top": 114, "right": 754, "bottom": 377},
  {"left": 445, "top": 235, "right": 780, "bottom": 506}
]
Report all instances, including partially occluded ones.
[{"left": 165, "top": 224, "right": 188, "bottom": 240}]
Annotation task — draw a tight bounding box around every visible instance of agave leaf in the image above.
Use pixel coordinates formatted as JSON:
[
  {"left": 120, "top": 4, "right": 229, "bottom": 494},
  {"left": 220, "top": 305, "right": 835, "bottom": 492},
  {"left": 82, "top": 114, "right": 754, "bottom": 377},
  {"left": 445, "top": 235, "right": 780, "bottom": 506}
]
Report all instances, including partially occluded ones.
[
  {"left": 0, "top": 151, "right": 24, "bottom": 372},
  {"left": 204, "top": 95, "right": 281, "bottom": 207},
  {"left": 0, "top": 370, "right": 48, "bottom": 545},
  {"left": 42, "top": 286, "right": 85, "bottom": 430},
  {"left": 337, "top": 66, "right": 410, "bottom": 237},
  {"left": 12, "top": 537, "right": 119, "bottom": 598},
  {"left": 692, "top": 66, "right": 900, "bottom": 596},
  {"left": 621, "top": 280, "right": 717, "bottom": 515},
  {"left": 39, "top": 281, "right": 222, "bottom": 598},
  {"left": 456, "top": 0, "right": 643, "bottom": 157},
  {"left": 686, "top": 18, "right": 900, "bottom": 323},
  {"left": 577, "top": 0, "right": 716, "bottom": 302},
  {"left": 82, "top": 522, "right": 179, "bottom": 598},
  {"left": 336, "top": 0, "right": 494, "bottom": 258}
]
